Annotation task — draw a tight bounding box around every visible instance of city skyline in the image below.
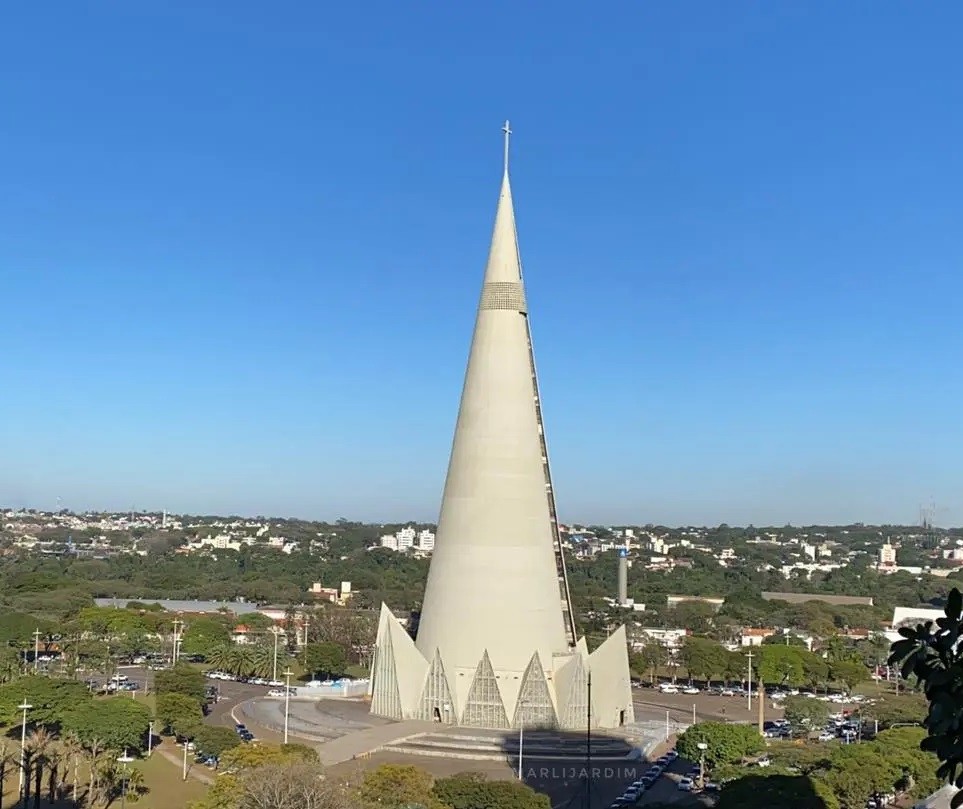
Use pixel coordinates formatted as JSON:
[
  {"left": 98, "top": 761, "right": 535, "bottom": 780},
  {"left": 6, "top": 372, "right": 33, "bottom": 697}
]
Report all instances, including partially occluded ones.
[{"left": 5, "top": 4, "right": 963, "bottom": 526}]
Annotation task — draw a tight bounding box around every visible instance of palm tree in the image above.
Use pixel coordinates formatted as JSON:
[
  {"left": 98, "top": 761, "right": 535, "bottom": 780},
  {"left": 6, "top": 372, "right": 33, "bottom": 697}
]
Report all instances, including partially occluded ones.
[
  {"left": 25, "top": 728, "right": 51, "bottom": 809},
  {"left": 123, "top": 767, "right": 147, "bottom": 802},
  {"left": 85, "top": 737, "right": 106, "bottom": 807},
  {"left": 229, "top": 646, "right": 255, "bottom": 678},
  {"left": 205, "top": 644, "right": 233, "bottom": 672},
  {"left": 22, "top": 743, "right": 34, "bottom": 807},
  {"left": 61, "top": 731, "right": 84, "bottom": 806},
  {"left": 249, "top": 645, "right": 273, "bottom": 678},
  {"left": 45, "top": 750, "right": 62, "bottom": 804},
  {"left": 0, "top": 738, "right": 14, "bottom": 809}
]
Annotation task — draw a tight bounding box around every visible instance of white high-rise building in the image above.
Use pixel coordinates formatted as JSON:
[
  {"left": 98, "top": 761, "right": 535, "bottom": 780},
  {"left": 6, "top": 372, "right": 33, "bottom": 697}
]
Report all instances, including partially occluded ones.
[
  {"left": 370, "top": 124, "right": 633, "bottom": 731},
  {"left": 396, "top": 526, "right": 416, "bottom": 551},
  {"left": 417, "top": 530, "right": 435, "bottom": 551}
]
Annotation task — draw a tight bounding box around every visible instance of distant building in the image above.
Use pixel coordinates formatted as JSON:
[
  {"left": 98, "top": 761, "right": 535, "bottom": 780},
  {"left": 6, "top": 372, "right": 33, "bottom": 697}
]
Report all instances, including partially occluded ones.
[
  {"left": 741, "top": 628, "right": 776, "bottom": 647},
  {"left": 309, "top": 581, "right": 352, "bottom": 604},
  {"left": 94, "top": 598, "right": 262, "bottom": 615},
  {"left": 666, "top": 595, "right": 724, "bottom": 612},
  {"left": 632, "top": 628, "right": 688, "bottom": 650},
  {"left": 761, "top": 592, "right": 874, "bottom": 607},
  {"left": 878, "top": 541, "right": 897, "bottom": 570}
]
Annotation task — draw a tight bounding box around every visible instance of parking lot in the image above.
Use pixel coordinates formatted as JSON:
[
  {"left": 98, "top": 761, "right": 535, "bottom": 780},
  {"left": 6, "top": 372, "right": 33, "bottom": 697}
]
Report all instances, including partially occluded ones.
[{"left": 633, "top": 685, "right": 786, "bottom": 727}]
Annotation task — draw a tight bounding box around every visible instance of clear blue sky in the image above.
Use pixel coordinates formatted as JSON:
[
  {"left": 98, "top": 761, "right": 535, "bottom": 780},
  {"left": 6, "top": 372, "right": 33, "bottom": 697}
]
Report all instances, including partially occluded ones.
[{"left": 3, "top": 2, "right": 962, "bottom": 526}]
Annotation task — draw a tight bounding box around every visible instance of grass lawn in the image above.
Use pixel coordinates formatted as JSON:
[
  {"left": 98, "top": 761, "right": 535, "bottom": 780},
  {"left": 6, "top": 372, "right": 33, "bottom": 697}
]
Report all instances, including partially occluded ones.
[
  {"left": 0, "top": 740, "right": 210, "bottom": 808},
  {"left": 131, "top": 751, "right": 210, "bottom": 808}
]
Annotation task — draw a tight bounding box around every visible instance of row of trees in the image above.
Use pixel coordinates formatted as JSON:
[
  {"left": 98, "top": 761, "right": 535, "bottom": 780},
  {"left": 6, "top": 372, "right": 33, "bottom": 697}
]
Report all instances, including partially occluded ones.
[
  {"left": 677, "top": 721, "right": 941, "bottom": 809},
  {"left": 187, "top": 749, "right": 550, "bottom": 809},
  {"left": 631, "top": 635, "right": 871, "bottom": 692},
  {"left": 0, "top": 675, "right": 153, "bottom": 807}
]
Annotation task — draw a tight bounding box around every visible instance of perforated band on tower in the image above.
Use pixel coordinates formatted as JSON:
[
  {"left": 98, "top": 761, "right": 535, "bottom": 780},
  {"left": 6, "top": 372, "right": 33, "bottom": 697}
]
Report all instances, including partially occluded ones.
[{"left": 479, "top": 281, "right": 527, "bottom": 313}]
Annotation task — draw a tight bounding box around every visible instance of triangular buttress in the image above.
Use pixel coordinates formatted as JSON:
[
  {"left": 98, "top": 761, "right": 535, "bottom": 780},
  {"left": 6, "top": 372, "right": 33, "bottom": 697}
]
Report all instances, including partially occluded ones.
[
  {"left": 418, "top": 649, "right": 455, "bottom": 722},
  {"left": 511, "top": 652, "right": 558, "bottom": 729},
  {"left": 461, "top": 650, "right": 509, "bottom": 728}
]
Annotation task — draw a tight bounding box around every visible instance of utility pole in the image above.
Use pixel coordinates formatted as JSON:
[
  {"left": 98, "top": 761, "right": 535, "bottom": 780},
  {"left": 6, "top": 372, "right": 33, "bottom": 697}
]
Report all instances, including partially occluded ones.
[
  {"left": 172, "top": 619, "right": 183, "bottom": 666},
  {"left": 518, "top": 715, "right": 524, "bottom": 781},
  {"left": 283, "top": 668, "right": 294, "bottom": 745},
  {"left": 33, "top": 629, "right": 41, "bottom": 673},
  {"left": 584, "top": 670, "right": 592, "bottom": 809},
  {"left": 271, "top": 628, "right": 280, "bottom": 683},
  {"left": 757, "top": 678, "right": 765, "bottom": 735},
  {"left": 746, "top": 649, "right": 753, "bottom": 712}
]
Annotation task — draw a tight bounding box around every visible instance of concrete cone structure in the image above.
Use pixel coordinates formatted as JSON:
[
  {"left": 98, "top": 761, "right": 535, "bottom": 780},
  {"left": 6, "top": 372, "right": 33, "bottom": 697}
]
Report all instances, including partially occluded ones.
[{"left": 370, "top": 123, "right": 634, "bottom": 730}]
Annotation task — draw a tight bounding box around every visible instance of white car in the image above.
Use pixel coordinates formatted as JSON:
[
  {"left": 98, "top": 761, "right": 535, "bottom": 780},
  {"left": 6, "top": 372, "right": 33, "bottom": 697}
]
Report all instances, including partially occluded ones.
[
  {"left": 659, "top": 684, "right": 679, "bottom": 694},
  {"left": 266, "top": 688, "right": 285, "bottom": 697},
  {"left": 677, "top": 778, "right": 694, "bottom": 791},
  {"left": 683, "top": 686, "right": 700, "bottom": 695},
  {"left": 818, "top": 732, "right": 835, "bottom": 742}
]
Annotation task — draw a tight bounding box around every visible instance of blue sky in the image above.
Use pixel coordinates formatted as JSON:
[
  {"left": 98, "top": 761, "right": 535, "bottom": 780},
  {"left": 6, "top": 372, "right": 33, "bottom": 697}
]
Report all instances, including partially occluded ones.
[{"left": 2, "top": 2, "right": 962, "bottom": 526}]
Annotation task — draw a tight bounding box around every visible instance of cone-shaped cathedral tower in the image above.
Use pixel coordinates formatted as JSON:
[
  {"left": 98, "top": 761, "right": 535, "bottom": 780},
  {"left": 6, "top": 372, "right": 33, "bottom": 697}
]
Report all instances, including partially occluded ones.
[{"left": 370, "top": 123, "right": 634, "bottom": 730}]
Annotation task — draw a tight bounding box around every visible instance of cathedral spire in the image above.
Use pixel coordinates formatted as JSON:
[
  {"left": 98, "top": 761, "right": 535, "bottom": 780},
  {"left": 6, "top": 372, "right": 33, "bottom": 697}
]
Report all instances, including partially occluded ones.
[{"left": 502, "top": 119, "right": 512, "bottom": 175}]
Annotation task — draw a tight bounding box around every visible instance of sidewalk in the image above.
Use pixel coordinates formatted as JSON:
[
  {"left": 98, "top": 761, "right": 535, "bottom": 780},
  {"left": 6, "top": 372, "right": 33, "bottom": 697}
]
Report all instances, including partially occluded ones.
[{"left": 155, "top": 742, "right": 215, "bottom": 785}]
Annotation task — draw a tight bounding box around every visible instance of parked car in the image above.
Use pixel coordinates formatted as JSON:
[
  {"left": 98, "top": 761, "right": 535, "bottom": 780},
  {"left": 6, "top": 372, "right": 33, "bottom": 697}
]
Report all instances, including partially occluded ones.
[{"left": 678, "top": 778, "right": 694, "bottom": 791}]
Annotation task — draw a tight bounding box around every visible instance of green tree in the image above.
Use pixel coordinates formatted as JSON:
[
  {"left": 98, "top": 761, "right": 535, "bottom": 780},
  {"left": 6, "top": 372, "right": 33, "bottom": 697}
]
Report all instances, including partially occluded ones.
[
  {"left": 782, "top": 696, "right": 830, "bottom": 734},
  {"left": 830, "top": 661, "right": 866, "bottom": 693},
  {"left": 303, "top": 642, "right": 347, "bottom": 679},
  {"left": 864, "top": 693, "right": 926, "bottom": 729},
  {"left": 680, "top": 637, "right": 727, "bottom": 685},
  {"left": 717, "top": 773, "right": 839, "bottom": 809},
  {"left": 154, "top": 663, "right": 206, "bottom": 705},
  {"left": 629, "top": 641, "right": 663, "bottom": 684},
  {"left": 62, "top": 697, "right": 151, "bottom": 751},
  {"left": 0, "top": 676, "right": 91, "bottom": 731},
  {"left": 179, "top": 616, "right": 232, "bottom": 657},
  {"left": 823, "top": 743, "right": 903, "bottom": 807},
  {"left": 358, "top": 764, "right": 448, "bottom": 809},
  {"left": 193, "top": 726, "right": 241, "bottom": 761},
  {"left": 155, "top": 692, "right": 203, "bottom": 738},
  {"left": 801, "top": 653, "right": 830, "bottom": 693},
  {"left": 435, "top": 772, "right": 550, "bottom": 809},
  {"left": 757, "top": 645, "right": 805, "bottom": 687},
  {"left": 890, "top": 587, "right": 963, "bottom": 807},
  {"left": 676, "top": 722, "right": 763, "bottom": 770}
]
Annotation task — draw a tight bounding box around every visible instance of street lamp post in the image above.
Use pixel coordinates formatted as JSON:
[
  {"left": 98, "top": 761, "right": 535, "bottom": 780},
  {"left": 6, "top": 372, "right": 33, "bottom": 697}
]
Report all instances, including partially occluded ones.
[
  {"left": 32, "top": 629, "right": 41, "bottom": 673},
  {"left": 283, "top": 668, "right": 293, "bottom": 744},
  {"left": 117, "top": 748, "right": 134, "bottom": 809},
  {"left": 697, "top": 742, "right": 707, "bottom": 789},
  {"left": 746, "top": 650, "right": 753, "bottom": 712},
  {"left": 271, "top": 628, "right": 279, "bottom": 683},
  {"left": 147, "top": 721, "right": 154, "bottom": 757},
  {"left": 17, "top": 700, "right": 31, "bottom": 805},
  {"left": 518, "top": 717, "right": 524, "bottom": 781}
]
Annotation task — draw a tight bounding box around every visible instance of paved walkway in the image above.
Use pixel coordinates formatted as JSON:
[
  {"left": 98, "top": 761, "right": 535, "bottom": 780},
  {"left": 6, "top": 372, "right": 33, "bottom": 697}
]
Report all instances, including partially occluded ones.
[
  {"left": 316, "top": 720, "right": 435, "bottom": 766},
  {"left": 155, "top": 743, "right": 215, "bottom": 785}
]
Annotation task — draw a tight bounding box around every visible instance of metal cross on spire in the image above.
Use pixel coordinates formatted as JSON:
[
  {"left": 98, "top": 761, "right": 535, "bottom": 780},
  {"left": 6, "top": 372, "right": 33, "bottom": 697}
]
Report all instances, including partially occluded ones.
[{"left": 502, "top": 120, "right": 512, "bottom": 173}]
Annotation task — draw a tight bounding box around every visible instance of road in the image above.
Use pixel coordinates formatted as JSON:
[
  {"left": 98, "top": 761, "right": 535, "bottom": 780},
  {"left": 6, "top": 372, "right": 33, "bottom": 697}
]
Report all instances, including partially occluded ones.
[
  {"left": 632, "top": 686, "right": 786, "bottom": 727},
  {"left": 140, "top": 671, "right": 805, "bottom": 809}
]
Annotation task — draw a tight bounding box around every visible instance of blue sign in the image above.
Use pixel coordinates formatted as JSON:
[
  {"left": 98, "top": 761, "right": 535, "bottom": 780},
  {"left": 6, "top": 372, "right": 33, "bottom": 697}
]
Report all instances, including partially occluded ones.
[{"left": 618, "top": 548, "right": 627, "bottom": 558}]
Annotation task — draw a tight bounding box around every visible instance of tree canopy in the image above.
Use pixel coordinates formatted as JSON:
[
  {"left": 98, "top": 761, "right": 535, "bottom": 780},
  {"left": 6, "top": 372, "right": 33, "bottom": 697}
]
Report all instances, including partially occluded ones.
[
  {"left": 676, "top": 722, "right": 763, "bottom": 769},
  {"left": 717, "top": 773, "right": 839, "bottom": 809}
]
